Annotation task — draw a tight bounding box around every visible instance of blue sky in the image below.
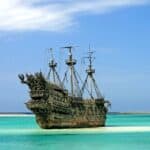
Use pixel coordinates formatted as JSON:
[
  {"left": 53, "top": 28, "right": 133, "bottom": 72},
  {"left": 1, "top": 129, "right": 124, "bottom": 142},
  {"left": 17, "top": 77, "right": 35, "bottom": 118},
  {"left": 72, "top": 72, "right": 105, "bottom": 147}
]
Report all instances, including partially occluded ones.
[{"left": 0, "top": 0, "right": 150, "bottom": 112}]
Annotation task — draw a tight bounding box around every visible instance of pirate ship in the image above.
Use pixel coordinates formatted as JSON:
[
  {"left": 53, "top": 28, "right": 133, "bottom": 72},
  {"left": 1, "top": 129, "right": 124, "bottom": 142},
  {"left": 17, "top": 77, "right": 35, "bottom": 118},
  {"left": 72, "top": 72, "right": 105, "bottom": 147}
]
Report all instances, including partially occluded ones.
[{"left": 18, "top": 46, "right": 110, "bottom": 129}]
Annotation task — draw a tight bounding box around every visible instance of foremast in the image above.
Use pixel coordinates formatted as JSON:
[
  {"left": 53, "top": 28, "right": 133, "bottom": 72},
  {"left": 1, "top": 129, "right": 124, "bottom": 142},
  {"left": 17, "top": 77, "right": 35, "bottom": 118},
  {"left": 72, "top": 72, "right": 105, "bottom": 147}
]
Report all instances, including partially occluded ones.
[{"left": 82, "top": 47, "right": 103, "bottom": 100}]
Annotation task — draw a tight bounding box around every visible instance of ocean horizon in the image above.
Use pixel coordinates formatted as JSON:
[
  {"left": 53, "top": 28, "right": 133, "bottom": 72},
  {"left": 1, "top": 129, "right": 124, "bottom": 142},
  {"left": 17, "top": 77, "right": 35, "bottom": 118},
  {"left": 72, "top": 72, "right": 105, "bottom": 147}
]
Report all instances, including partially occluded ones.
[{"left": 1, "top": 111, "right": 150, "bottom": 114}]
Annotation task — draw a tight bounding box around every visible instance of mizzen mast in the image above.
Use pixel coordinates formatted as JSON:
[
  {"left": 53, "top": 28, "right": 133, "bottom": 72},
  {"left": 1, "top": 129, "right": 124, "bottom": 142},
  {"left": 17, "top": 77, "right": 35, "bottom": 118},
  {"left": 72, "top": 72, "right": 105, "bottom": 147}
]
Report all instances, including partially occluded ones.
[{"left": 47, "top": 48, "right": 63, "bottom": 88}]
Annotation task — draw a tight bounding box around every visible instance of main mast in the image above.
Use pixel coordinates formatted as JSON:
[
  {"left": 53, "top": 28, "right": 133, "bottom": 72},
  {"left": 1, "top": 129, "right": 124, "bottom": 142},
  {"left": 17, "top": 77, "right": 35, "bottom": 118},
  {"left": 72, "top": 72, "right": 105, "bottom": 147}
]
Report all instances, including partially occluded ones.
[{"left": 63, "top": 46, "right": 81, "bottom": 97}]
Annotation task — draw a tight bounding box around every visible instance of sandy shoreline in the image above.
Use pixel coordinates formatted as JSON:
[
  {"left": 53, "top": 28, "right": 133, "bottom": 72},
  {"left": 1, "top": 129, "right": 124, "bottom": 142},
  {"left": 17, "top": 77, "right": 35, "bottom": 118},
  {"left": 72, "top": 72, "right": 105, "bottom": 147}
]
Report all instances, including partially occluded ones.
[
  {"left": 0, "top": 114, "right": 34, "bottom": 117},
  {"left": 0, "top": 127, "right": 150, "bottom": 135}
]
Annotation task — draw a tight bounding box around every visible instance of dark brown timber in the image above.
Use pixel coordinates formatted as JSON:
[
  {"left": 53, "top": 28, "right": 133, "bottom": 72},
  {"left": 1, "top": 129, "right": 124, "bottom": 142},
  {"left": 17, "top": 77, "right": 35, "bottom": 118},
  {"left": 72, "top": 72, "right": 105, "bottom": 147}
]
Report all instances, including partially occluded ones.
[{"left": 19, "top": 46, "right": 110, "bottom": 129}]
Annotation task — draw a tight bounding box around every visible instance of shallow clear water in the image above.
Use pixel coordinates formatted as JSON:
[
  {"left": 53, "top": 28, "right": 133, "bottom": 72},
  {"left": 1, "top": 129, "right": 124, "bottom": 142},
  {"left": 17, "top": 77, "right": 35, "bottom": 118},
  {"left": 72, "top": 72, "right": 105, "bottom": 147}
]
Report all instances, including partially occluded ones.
[
  {"left": 106, "top": 114, "right": 150, "bottom": 126},
  {"left": 0, "top": 114, "right": 150, "bottom": 150}
]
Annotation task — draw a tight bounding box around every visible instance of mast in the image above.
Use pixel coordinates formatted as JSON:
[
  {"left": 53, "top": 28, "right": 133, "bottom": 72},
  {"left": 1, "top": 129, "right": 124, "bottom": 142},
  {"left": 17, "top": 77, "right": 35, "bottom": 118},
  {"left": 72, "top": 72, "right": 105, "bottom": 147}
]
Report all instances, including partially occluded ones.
[
  {"left": 47, "top": 48, "right": 63, "bottom": 88},
  {"left": 62, "top": 46, "right": 81, "bottom": 97},
  {"left": 81, "top": 47, "right": 103, "bottom": 99}
]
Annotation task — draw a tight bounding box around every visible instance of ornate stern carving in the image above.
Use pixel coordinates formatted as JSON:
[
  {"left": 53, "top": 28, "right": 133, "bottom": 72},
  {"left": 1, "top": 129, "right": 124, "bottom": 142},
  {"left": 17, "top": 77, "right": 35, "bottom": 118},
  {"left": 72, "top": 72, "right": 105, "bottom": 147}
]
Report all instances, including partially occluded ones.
[{"left": 18, "top": 72, "right": 48, "bottom": 99}]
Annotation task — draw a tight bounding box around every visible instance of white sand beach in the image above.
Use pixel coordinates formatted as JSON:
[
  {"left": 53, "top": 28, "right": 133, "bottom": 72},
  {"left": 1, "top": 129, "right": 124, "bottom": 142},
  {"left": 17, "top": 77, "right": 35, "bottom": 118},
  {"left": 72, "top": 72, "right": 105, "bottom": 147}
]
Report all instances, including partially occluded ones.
[
  {"left": 1, "top": 127, "right": 150, "bottom": 135},
  {"left": 0, "top": 114, "right": 34, "bottom": 117}
]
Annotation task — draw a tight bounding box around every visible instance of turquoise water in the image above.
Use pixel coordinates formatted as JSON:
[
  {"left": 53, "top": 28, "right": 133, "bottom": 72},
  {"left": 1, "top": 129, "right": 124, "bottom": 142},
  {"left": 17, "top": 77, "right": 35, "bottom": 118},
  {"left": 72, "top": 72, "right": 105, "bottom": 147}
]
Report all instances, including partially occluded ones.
[
  {"left": 0, "top": 114, "right": 150, "bottom": 150},
  {"left": 106, "top": 114, "right": 150, "bottom": 126}
]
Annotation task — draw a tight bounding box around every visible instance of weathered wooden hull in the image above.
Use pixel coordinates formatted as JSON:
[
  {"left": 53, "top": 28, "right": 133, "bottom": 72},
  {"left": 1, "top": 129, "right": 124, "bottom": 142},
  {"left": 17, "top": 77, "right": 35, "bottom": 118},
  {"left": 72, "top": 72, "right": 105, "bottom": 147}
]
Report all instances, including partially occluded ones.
[
  {"left": 19, "top": 72, "right": 109, "bottom": 129},
  {"left": 35, "top": 115, "right": 106, "bottom": 129},
  {"left": 26, "top": 97, "right": 107, "bottom": 129}
]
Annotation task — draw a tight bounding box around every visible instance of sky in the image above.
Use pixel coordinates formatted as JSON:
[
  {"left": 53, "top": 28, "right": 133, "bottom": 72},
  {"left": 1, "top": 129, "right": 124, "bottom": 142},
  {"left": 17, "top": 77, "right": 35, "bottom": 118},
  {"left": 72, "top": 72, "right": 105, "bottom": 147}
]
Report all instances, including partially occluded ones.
[{"left": 0, "top": 0, "right": 150, "bottom": 112}]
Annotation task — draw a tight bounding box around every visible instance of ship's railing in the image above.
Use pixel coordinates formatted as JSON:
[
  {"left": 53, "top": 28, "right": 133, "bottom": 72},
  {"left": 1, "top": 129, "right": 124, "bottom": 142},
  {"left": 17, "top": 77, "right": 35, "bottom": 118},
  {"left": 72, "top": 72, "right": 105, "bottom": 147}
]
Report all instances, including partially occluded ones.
[{"left": 71, "top": 98, "right": 105, "bottom": 105}]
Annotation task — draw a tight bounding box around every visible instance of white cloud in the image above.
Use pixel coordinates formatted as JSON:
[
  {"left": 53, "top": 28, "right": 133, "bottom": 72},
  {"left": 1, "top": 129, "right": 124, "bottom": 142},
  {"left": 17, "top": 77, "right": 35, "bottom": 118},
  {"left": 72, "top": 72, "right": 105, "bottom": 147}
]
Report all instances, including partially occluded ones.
[{"left": 0, "top": 0, "right": 149, "bottom": 31}]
